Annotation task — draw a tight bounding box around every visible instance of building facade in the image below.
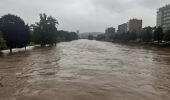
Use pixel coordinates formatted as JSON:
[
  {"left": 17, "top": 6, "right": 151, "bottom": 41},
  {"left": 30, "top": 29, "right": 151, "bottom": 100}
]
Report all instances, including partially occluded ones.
[
  {"left": 127, "top": 19, "right": 142, "bottom": 33},
  {"left": 105, "top": 27, "right": 115, "bottom": 41},
  {"left": 157, "top": 4, "right": 170, "bottom": 32},
  {"left": 105, "top": 27, "right": 116, "bottom": 34},
  {"left": 117, "top": 23, "right": 128, "bottom": 34}
]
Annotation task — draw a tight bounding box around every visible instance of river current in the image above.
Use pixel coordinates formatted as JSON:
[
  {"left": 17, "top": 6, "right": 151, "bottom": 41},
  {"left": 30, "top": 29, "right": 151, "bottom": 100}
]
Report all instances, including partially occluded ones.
[{"left": 0, "top": 39, "right": 170, "bottom": 100}]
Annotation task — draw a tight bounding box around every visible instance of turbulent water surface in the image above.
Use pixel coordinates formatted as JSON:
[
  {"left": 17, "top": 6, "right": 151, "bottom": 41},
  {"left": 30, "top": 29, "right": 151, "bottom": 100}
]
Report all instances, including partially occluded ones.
[{"left": 0, "top": 39, "right": 170, "bottom": 100}]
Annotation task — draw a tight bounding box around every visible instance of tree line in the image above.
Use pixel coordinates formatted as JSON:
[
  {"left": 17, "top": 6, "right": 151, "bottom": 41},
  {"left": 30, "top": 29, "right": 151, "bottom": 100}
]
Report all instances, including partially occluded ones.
[
  {"left": 96, "top": 26, "right": 170, "bottom": 45},
  {"left": 0, "top": 13, "right": 78, "bottom": 53}
]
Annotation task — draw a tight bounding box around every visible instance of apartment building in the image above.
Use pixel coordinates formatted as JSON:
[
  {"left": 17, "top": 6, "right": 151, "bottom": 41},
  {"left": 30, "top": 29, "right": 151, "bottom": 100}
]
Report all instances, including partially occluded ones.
[
  {"left": 105, "top": 27, "right": 116, "bottom": 41},
  {"left": 127, "top": 19, "right": 142, "bottom": 33},
  {"left": 157, "top": 4, "right": 170, "bottom": 32},
  {"left": 117, "top": 23, "right": 128, "bottom": 34}
]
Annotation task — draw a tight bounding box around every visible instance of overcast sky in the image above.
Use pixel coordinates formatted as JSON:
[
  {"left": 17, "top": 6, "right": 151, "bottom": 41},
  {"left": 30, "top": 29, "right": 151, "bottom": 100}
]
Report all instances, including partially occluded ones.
[{"left": 0, "top": 0, "right": 170, "bottom": 33}]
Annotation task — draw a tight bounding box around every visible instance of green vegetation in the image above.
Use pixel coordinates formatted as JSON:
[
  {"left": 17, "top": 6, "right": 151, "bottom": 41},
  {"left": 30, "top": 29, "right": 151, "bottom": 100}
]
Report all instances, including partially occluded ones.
[
  {"left": 164, "top": 30, "right": 170, "bottom": 42},
  {"left": 88, "top": 35, "right": 94, "bottom": 40},
  {"left": 0, "top": 13, "right": 78, "bottom": 53},
  {"left": 128, "top": 31, "right": 138, "bottom": 41},
  {"left": 111, "top": 31, "right": 138, "bottom": 42},
  {"left": 96, "top": 34, "right": 105, "bottom": 41},
  {"left": 0, "top": 14, "right": 31, "bottom": 53},
  {"left": 97, "top": 26, "right": 170, "bottom": 47},
  {"left": 0, "top": 31, "right": 6, "bottom": 50},
  {"left": 32, "top": 14, "right": 78, "bottom": 46},
  {"left": 141, "top": 27, "right": 152, "bottom": 42},
  {"left": 58, "top": 30, "right": 78, "bottom": 42},
  {"left": 32, "top": 14, "right": 59, "bottom": 46},
  {"left": 153, "top": 26, "right": 164, "bottom": 43}
]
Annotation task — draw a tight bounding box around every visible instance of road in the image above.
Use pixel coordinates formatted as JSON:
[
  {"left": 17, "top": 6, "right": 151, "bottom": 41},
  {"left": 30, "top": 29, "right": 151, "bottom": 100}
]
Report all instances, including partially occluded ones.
[{"left": 0, "top": 39, "right": 170, "bottom": 100}]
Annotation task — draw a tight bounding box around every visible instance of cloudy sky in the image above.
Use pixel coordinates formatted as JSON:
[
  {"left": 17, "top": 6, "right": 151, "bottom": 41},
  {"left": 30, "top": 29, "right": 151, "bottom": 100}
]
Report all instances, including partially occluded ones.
[{"left": 0, "top": 0, "right": 170, "bottom": 33}]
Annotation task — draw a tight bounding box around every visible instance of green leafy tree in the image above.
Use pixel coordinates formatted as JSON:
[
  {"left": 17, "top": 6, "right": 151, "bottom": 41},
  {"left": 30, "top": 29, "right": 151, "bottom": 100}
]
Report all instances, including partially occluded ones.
[
  {"left": 70, "top": 32, "right": 78, "bottom": 40},
  {"left": 128, "top": 31, "right": 137, "bottom": 41},
  {"left": 33, "top": 13, "right": 59, "bottom": 46},
  {"left": 58, "top": 30, "right": 78, "bottom": 42},
  {"left": 141, "top": 26, "right": 152, "bottom": 42},
  {"left": 96, "top": 34, "right": 105, "bottom": 41},
  {"left": 88, "top": 35, "right": 94, "bottom": 40},
  {"left": 153, "top": 26, "right": 164, "bottom": 43},
  {"left": 0, "top": 14, "right": 31, "bottom": 53},
  {"left": 0, "top": 31, "right": 6, "bottom": 50},
  {"left": 164, "top": 30, "right": 170, "bottom": 42}
]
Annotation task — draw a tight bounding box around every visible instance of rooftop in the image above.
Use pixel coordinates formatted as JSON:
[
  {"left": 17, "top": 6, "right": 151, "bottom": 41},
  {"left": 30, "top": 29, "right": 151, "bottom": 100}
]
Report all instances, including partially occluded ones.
[{"left": 158, "top": 4, "right": 170, "bottom": 11}]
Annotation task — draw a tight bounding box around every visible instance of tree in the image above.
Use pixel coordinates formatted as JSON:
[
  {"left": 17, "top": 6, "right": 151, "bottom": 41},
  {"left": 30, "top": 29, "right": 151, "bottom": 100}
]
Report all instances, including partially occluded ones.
[
  {"left": 0, "top": 14, "right": 31, "bottom": 53},
  {"left": 70, "top": 32, "right": 78, "bottom": 40},
  {"left": 96, "top": 34, "right": 105, "bottom": 41},
  {"left": 141, "top": 26, "right": 152, "bottom": 42},
  {"left": 33, "top": 13, "right": 59, "bottom": 46},
  {"left": 21, "top": 25, "right": 31, "bottom": 50},
  {"left": 128, "top": 31, "right": 137, "bottom": 41},
  {"left": 88, "top": 35, "right": 94, "bottom": 40},
  {"left": 0, "top": 31, "right": 6, "bottom": 50},
  {"left": 153, "top": 26, "right": 164, "bottom": 43},
  {"left": 164, "top": 30, "right": 170, "bottom": 42},
  {"left": 58, "top": 30, "right": 78, "bottom": 42}
]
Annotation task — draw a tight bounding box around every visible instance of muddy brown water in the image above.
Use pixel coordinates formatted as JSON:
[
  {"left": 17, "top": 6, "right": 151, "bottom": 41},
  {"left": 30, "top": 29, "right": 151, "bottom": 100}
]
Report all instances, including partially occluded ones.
[{"left": 0, "top": 39, "right": 170, "bottom": 100}]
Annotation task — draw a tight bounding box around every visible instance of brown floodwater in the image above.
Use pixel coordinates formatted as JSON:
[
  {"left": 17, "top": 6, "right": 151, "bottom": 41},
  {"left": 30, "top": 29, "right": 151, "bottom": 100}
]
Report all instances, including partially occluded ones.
[{"left": 0, "top": 39, "right": 170, "bottom": 100}]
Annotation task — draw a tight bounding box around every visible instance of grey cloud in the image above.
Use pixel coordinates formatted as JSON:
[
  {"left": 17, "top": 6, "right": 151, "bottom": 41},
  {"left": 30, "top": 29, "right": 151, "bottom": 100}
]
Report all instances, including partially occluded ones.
[{"left": 0, "top": 0, "right": 170, "bottom": 32}]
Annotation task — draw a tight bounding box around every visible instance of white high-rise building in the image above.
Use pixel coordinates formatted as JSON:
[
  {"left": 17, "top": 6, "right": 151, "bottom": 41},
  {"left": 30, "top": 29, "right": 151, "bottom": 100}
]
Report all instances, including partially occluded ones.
[{"left": 157, "top": 4, "right": 170, "bottom": 32}]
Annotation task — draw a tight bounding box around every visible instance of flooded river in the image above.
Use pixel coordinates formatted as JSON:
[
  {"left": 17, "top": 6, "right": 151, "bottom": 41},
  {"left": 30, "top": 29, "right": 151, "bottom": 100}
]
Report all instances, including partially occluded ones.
[{"left": 0, "top": 39, "right": 170, "bottom": 100}]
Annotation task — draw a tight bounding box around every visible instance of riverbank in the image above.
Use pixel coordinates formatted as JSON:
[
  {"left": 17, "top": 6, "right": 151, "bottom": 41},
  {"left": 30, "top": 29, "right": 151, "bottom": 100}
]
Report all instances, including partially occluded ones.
[{"left": 110, "top": 40, "right": 170, "bottom": 48}]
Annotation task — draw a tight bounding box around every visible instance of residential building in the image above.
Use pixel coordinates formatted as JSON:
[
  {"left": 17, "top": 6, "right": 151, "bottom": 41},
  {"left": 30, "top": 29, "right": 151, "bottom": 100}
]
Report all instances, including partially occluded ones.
[
  {"left": 105, "top": 27, "right": 116, "bottom": 34},
  {"left": 127, "top": 19, "right": 142, "bottom": 33},
  {"left": 117, "top": 23, "right": 128, "bottom": 34},
  {"left": 157, "top": 4, "right": 170, "bottom": 32},
  {"left": 105, "top": 27, "right": 116, "bottom": 41}
]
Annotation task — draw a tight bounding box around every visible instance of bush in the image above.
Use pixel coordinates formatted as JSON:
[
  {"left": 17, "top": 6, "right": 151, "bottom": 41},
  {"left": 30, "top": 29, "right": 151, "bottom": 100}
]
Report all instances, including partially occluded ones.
[{"left": 164, "top": 30, "right": 170, "bottom": 42}]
